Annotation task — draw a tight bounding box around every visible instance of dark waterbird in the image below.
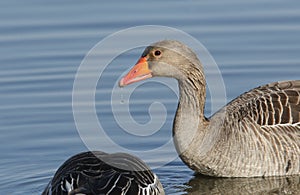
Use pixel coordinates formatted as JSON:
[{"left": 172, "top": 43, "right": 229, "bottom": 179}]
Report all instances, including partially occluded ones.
[{"left": 43, "top": 151, "right": 164, "bottom": 195}]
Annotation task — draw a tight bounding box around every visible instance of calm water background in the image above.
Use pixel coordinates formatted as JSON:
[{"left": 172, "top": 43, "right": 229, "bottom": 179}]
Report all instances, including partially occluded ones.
[{"left": 0, "top": 0, "right": 300, "bottom": 194}]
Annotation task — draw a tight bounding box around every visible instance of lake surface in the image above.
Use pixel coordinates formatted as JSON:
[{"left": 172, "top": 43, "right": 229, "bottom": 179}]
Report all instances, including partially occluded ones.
[{"left": 0, "top": 0, "right": 299, "bottom": 194}]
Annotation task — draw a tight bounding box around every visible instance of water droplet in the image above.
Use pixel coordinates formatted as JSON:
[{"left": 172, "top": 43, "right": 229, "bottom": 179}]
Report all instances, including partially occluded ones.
[
  {"left": 120, "top": 95, "right": 125, "bottom": 104},
  {"left": 120, "top": 88, "right": 125, "bottom": 104}
]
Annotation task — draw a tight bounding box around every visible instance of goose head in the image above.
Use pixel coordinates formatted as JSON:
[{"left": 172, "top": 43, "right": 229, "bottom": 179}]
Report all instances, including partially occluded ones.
[{"left": 119, "top": 40, "right": 204, "bottom": 87}]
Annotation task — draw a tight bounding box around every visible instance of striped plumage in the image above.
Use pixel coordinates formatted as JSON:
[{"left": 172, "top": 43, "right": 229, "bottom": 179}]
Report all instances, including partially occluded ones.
[
  {"left": 43, "top": 151, "right": 164, "bottom": 195},
  {"left": 202, "top": 80, "right": 300, "bottom": 176},
  {"left": 119, "top": 40, "right": 300, "bottom": 177}
]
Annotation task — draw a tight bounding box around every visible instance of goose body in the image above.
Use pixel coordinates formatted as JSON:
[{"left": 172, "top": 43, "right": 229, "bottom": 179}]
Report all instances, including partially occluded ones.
[
  {"left": 119, "top": 40, "right": 300, "bottom": 177},
  {"left": 43, "top": 151, "right": 164, "bottom": 195}
]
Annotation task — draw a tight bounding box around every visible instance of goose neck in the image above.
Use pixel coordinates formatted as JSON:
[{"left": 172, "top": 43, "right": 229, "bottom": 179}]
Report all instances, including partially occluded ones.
[{"left": 172, "top": 78, "right": 207, "bottom": 154}]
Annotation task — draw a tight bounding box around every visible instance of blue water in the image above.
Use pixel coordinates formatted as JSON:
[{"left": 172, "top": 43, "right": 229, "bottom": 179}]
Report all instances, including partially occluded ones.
[{"left": 0, "top": 0, "right": 299, "bottom": 194}]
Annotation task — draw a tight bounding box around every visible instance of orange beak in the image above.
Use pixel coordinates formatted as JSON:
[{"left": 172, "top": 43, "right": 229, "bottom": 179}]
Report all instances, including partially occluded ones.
[{"left": 119, "top": 57, "right": 152, "bottom": 87}]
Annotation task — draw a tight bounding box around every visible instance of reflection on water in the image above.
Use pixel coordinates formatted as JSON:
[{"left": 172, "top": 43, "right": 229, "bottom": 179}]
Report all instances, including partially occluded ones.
[{"left": 186, "top": 174, "right": 300, "bottom": 195}]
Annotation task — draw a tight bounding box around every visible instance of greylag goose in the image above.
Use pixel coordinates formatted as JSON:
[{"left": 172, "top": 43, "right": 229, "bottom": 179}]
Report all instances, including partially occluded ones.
[
  {"left": 119, "top": 40, "right": 300, "bottom": 177},
  {"left": 42, "top": 151, "right": 164, "bottom": 195}
]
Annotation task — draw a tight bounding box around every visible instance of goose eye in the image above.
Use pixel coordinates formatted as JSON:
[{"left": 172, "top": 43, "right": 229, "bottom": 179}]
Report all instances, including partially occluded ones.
[{"left": 154, "top": 50, "right": 161, "bottom": 56}]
